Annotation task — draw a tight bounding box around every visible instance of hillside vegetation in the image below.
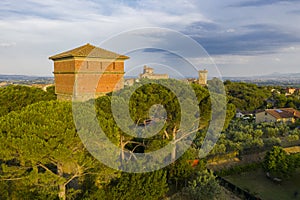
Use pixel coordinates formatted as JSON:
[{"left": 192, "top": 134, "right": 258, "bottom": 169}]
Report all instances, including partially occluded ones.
[
  {"left": 1, "top": 81, "right": 300, "bottom": 199},
  {"left": 0, "top": 85, "right": 56, "bottom": 117}
]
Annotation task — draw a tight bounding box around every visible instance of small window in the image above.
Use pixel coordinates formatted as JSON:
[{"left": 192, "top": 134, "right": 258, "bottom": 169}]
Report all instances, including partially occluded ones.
[{"left": 113, "top": 63, "right": 115, "bottom": 70}]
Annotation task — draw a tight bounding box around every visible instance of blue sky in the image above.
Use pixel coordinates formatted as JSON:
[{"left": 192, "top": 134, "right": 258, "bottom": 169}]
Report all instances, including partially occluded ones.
[{"left": 0, "top": 0, "right": 300, "bottom": 77}]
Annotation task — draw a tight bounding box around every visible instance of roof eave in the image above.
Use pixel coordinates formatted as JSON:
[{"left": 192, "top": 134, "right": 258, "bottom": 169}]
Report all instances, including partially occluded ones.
[
  {"left": 49, "top": 55, "right": 73, "bottom": 60},
  {"left": 49, "top": 55, "right": 130, "bottom": 61}
]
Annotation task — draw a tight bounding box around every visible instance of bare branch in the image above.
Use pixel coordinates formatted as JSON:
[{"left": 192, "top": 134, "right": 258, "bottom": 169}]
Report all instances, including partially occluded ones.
[
  {"left": 1, "top": 177, "right": 25, "bottom": 181},
  {"left": 38, "top": 163, "right": 57, "bottom": 176},
  {"left": 64, "top": 172, "right": 79, "bottom": 187},
  {"left": 122, "top": 140, "right": 144, "bottom": 147},
  {"left": 174, "top": 126, "right": 203, "bottom": 144},
  {"left": 164, "top": 130, "right": 170, "bottom": 139},
  {"left": 131, "top": 143, "right": 146, "bottom": 153}
]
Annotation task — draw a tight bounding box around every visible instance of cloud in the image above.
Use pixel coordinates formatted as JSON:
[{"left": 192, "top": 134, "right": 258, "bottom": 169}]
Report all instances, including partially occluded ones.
[
  {"left": 186, "top": 21, "right": 220, "bottom": 33},
  {"left": 0, "top": 42, "right": 16, "bottom": 48},
  {"left": 230, "top": 0, "right": 300, "bottom": 7},
  {"left": 186, "top": 23, "right": 300, "bottom": 55},
  {"left": 288, "top": 9, "right": 300, "bottom": 14},
  {"left": 0, "top": 0, "right": 300, "bottom": 76},
  {"left": 0, "top": 0, "right": 114, "bottom": 21}
]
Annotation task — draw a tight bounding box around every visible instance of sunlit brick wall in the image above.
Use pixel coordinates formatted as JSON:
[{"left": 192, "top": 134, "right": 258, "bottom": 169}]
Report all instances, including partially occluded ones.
[{"left": 54, "top": 59, "right": 125, "bottom": 100}]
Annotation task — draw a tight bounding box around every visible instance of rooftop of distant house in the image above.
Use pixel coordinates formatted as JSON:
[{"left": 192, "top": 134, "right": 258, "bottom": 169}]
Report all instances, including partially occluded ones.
[{"left": 263, "top": 108, "right": 300, "bottom": 119}]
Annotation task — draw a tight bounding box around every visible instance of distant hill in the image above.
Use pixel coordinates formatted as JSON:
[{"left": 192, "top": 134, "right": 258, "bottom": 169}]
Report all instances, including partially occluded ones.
[
  {"left": 0, "top": 74, "right": 53, "bottom": 81},
  {"left": 0, "top": 75, "right": 54, "bottom": 86},
  {"left": 258, "top": 72, "right": 300, "bottom": 78},
  {"left": 223, "top": 72, "right": 300, "bottom": 87},
  {"left": 224, "top": 72, "right": 300, "bottom": 80}
]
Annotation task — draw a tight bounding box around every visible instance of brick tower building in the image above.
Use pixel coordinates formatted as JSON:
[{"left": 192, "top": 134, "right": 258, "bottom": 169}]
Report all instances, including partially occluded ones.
[{"left": 49, "top": 43, "right": 129, "bottom": 100}]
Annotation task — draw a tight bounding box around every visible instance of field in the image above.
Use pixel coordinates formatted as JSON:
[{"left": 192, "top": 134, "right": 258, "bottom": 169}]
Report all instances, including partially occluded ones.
[
  {"left": 224, "top": 168, "right": 300, "bottom": 200},
  {"left": 166, "top": 187, "right": 241, "bottom": 200}
]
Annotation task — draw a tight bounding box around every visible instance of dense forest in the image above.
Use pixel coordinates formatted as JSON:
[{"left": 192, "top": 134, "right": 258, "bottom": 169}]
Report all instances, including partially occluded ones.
[
  {"left": 0, "top": 81, "right": 300, "bottom": 199},
  {"left": 0, "top": 85, "right": 56, "bottom": 117},
  {"left": 224, "top": 81, "right": 300, "bottom": 112}
]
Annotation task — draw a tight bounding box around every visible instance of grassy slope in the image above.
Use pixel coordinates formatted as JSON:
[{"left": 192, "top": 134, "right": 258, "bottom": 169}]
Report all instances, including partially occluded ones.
[{"left": 225, "top": 168, "right": 300, "bottom": 200}]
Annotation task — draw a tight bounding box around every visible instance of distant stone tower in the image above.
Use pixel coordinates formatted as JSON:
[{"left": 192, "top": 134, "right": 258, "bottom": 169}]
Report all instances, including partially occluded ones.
[
  {"left": 49, "top": 43, "right": 129, "bottom": 101},
  {"left": 143, "top": 65, "right": 154, "bottom": 74},
  {"left": 198, "top": 69, "right": 208, "bottom": 86}
]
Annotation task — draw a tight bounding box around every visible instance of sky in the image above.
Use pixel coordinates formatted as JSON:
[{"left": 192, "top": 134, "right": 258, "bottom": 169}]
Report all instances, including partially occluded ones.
[{"left": 0, "top": 0, "right": 300, "bottom": 77}]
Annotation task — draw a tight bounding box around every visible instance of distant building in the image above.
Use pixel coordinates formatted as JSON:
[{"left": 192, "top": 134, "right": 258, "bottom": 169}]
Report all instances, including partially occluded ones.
[
  {"left": 124, "top": 78, "right": 136, "bottom": 87},
  {"left": 236, "top": 110, "right": 255, "bottom": 120},
  {"left": 139, "top": 65, "right": 169, "bottom": 80},
  {"left": 271, "top": 88, "right": 281, "bottom": 94},
  {"left": 49, "top": 43, "right": 129, "bottom": 101},
  {"left": 286, "top": 88, "right": 297, "bottom": 94},
  {"left": 236, "top": 112, "right": 244, "bottom": 118},
  {"left": 286, "top": 87, "right": 298, "bottom": 96},
  {"left": 198, "top": 69, "right": 208, "bottom": 86},
  {"left": 184, "top": 78, "right": 198, "bottom": 84},
  {"left": 0, "top": 82, "right": 8, "bottom": 87},
  {"left": 255, "top": 108, "right": 300, "bottom": 123}
]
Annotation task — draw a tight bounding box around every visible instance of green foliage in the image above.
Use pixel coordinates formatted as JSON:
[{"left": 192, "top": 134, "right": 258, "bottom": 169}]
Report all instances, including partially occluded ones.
[
  {"left": 0, "top": 101, "right": 111, "bottom": 199},
  {"left": 107, "top": 170, "right": 168, "bottom": 200},
  {"left": 94, "top": 96, "right": 123, "bottom": 145},
  {"left": 287, "top": 134, "right": 299, "bottom": 142},
  {"left": 46, "top": 85, "right": 56, "bottom": 96},
  {"left": 167, "top": 149, "right": 203, "bottom": 189},
  {"left": 191, "top": 83, "right": 211, "bottom": 127},
  {"left": 263, "top": 137, "right": 281, "bottom": 147},
  {"left": 0, "top": 179, "right": 58, "bottom": 200},
  {"left": 128, "top": 82, "right": 180, "bottom": 125},
  {"left": 220, "top": 119, "right": 300, "bottom": 155},
  {"left": 225, "top": 81, "right": 272, "bottom": 112},
  {"left": 2, "top": 80, "right": 284, "bottom": 199},
  {"left": 216, "top": 162, "right": 262, "bottom": 177},
  {"left": 182, "top": 169, "right": 222, "bottom": 200},
  {"left": 224, "top": 120, "right": 265, "bottom": 152},
  {"left": 224, "top": 103, "right": 236, "bottom": 130},
  {"left": 0, "top": 85, "right": 56, "bottom": 117},
  {"left": 263, "top": 146, "right": 292, "bottom": 178},
  {"left": 271, "top": 92, "right": 300, "bottom": 110},
  {"left": 289, "top": 153, "right": 300, "bottom": 168}
]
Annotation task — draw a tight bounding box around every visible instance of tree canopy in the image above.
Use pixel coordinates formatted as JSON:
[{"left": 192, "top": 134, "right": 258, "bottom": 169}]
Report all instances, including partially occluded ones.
[
  {"left": 0, "top": 80, "right": 237, "bottom": 199},
  {"left": 0, "top": 85, "right": 56, "bottom": 117},
  {"left": 225, "top": 81, "right": 272, "bottom": 112},
  {"left": 0, "top": 101, "right": 113, "bottom": 200},
  {"left": 263, "top": 146, "right": 291, "bottom": 178}
]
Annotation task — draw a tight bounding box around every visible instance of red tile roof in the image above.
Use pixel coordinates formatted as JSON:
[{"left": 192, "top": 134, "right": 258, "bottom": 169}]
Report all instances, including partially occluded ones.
[
  {"left": 49, "top": 43, "right": 129, "bottom": 60},
  {"left": 265, "top": 108, "right": 300, "bottom": 119}
]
